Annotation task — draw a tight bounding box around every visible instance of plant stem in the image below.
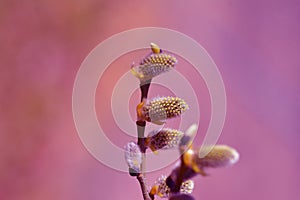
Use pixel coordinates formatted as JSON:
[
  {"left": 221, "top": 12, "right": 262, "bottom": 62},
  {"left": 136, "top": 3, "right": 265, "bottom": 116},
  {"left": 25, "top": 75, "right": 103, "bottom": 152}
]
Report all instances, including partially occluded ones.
[
  {"left": 135, "top": 80, "right": 152, "bottom": 200},
  {"left": 139, "top": 80, "right": 151, "bottom": 101},
  {"left": 173, "top": 156, "right": 187, "bottom": 192},
  {"left": 166, "top": 155, "right": 190, "bottom": 194},
  {"left": 136, "top": 121, "right": 147, "bottom": 172},
  {"left": 137, "top": 173, "right": 151, "bottom": 200}
]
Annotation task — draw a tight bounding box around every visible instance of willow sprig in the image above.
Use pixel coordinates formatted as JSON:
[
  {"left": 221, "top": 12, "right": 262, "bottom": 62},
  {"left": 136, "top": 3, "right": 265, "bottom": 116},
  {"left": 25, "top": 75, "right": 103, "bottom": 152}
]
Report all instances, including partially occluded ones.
[{"left": 124, "top": 43, "right": 239, "bottom": 200}]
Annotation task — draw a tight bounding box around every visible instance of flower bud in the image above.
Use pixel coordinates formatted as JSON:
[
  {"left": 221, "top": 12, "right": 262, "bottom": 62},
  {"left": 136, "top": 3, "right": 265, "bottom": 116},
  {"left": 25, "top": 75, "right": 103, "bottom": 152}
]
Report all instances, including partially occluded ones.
[
  {"left": 179, "top": 124, "right": 198, "bottom": 153},
  {"left": 131, "top": 44, "right": 177, "bottom": 81},
  {"left": 150, "top": 42, "right": 162, "bottom": 54},
  {"left": 124, "top": 142, "right": 142, "bottom": 174},
  {"left": 146, "top": 128, "right": 184, "bottom": 152},
  {"left": 180, "top": 180, "right": 194, "bottom": 194},
  {"left": 183, "top": 145, "right": 239, "bottom": 176},
  {"left": 137, "top": 96, "right": 188, "bottom": 124},
  {"left": 197, "top": 145, "right": 240, "bottom": 168},
  {"left": 150, "top": 175, "right": 170, "bottom": 198},
  {"left": 151, "top": 175, "right": 194, "bottom": 198}
]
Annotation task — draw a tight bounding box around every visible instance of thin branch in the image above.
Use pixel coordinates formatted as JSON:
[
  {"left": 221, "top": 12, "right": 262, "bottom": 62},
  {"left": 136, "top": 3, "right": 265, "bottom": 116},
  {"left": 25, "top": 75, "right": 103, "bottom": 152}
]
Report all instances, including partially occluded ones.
[
  {"left": 137, "top": 173, "right": 152, "bottom": 200},
  {"left": 139, "top": 80, "right": 151, "bottom": 101},
  {"left": 135, "top": 80, "right": 152, "bottom": 200},
  {"left": 173, "top": 156, "right": 187, "bottom": 192},
  {"left": 166, "top": 155, "right": 191, "bottom": 194}
]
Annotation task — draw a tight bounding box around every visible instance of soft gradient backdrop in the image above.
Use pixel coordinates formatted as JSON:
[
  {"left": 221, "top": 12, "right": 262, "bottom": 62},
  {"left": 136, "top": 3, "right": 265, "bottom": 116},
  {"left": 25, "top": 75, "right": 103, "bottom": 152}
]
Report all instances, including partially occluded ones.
[{"left": 1, "top": 0, "right": 299, "bottom": 200}]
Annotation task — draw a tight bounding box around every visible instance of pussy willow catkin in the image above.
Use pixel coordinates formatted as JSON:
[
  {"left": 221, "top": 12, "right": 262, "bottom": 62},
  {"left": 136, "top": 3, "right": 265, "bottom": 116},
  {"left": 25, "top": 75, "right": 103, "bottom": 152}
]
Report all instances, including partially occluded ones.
[
  {"left": 146, "top": 128, "right": 184, "bottom": 152},
  {"left": 138, "top": 96, "right": 188, "bottom": 124},
  {"left": 131, "top": 53, "right": 177, "bottom": 81}
]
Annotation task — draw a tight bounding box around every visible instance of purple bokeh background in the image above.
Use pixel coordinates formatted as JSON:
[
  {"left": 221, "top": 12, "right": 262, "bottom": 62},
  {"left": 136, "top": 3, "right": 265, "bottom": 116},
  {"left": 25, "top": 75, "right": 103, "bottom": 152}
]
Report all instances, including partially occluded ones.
[{"left": 1, "top": 0, "right": 300, "bottom": 200}]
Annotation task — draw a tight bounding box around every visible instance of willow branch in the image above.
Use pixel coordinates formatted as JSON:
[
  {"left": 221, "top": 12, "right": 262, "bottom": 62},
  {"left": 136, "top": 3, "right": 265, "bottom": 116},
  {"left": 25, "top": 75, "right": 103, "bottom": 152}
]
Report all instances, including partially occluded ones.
[
  {"left": 135, "top": 80, "right": 152, "bottom": 200},
  {"left": 173, "top": 156, "right": 187, "bottom": 192},
  {"left": 137, "top": 173, "right": 151, "bottom": 200}
]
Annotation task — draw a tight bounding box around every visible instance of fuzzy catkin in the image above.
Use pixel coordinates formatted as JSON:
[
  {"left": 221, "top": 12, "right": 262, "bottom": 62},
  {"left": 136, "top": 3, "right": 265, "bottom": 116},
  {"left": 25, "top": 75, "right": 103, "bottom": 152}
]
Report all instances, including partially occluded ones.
[
  {"left": 180, "top": 180, "right": 194, "bottom": 194},
  {"left": 146, "top": 128, "right": 184, "bottom": 151},
  {"left": 124, "top": 142, "right": 142, "bottom": 173},
  {"left": 151, "top": 175, "right": 194, "bottom": 198},
  {"left": 141, "top": 96, "right": 188, "bottom": 123},
  {"left": 136, "top": 53, "right": 177, "bottom": 81},
  {"left": 196, "top": 145, "right": 240, "bottom": 168},
  {"left": 155, "top": 175, "right": 170, "bottom": 198}
]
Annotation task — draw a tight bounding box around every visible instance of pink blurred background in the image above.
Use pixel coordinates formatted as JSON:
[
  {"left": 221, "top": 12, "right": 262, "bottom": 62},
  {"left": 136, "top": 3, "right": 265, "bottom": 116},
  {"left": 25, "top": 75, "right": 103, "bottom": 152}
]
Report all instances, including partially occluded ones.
[{"left": 1, "top": 0, "right": 300, "bottom": 200}]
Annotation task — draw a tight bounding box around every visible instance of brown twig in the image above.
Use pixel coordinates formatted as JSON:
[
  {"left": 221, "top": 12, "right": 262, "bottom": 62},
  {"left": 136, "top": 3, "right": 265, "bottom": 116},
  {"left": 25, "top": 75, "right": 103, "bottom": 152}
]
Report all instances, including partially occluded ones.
[
  {"left": 137, "top": 173, "right": 151, "bottom": 200},
  {"left": 172, "top": 156, "right": 187, "bottom": 193},
  {"left": 135, "top": 80, "right": 152, "bottom": 200}
]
